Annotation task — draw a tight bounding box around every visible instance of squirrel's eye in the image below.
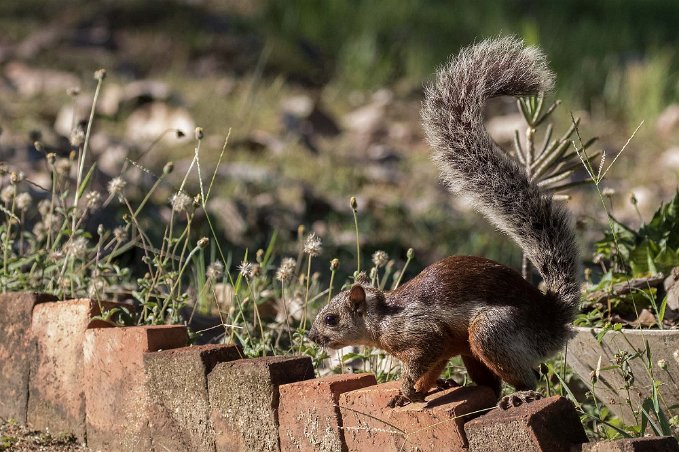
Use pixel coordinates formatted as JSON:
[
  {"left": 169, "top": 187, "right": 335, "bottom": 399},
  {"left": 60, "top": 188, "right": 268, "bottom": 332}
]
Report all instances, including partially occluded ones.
[{"left": 324, "top": 314, "right": 339, "bottom": 327}]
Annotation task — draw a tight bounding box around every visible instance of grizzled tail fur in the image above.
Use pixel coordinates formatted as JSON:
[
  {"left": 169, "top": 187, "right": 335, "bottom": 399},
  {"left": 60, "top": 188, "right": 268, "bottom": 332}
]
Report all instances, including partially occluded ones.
[{"left": 422, "top": 36, "right": 579, "bottom": 322}]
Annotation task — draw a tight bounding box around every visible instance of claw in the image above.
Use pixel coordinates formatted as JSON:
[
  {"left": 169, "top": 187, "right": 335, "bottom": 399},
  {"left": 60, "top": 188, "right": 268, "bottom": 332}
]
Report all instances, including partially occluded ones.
[
  {"left": 387, "top": 394, "right": 411, "bottom": 408},
  {"left": 435, "top": 378, "right": 460, "bottom": 390},
  {"left": 498, "top": 390, "right": 543, "bottom": 410}
]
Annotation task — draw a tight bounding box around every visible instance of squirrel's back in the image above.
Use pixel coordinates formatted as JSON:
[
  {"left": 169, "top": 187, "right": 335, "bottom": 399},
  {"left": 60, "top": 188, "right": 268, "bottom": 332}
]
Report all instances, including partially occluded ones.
[{"left": 421, "top": 37, "right": 579, "bottom": 326}]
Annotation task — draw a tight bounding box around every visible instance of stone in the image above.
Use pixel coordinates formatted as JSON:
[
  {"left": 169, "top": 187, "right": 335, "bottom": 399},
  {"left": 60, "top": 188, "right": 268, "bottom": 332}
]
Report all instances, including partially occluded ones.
[
  {"left": 208, "top": 356, "right": 315, "bottom": 451},
  {"left": 568, "top": 327, "right": 679, "bottom": 425},
  {"left": 27, "top": 299, "right": 124, "bottom": 439},
  {"left": 83, "top": 325, "right": 188, "bottom": 451},
  {"left": 464, "top": 396, "right": 588, "bottom": 452},
  {"left": 579, "top": 436, "right": 679, "bottom": 451},
  {"left": 125, "top": 102, "right": 194, "bottom": 147},
  {"left": 4, "top": 62, "right": 79, "bottom": 97},
  {"left": 0, "top": 292, "right": 56, "bottom": 423},
  {"left": 339, "top": 381, "right": 496, "bottom": 451},
  {"left": 278, "top": 373, "right": 377, "bottom": 452},
  {"left": 143, "top": 344, "right": 244, "bottom": 451}
]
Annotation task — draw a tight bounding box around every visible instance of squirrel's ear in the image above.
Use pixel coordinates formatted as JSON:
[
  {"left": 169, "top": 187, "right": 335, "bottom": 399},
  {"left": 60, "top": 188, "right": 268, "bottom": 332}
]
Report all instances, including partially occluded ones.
[{"left": 348, "top": 285, "right": 366, "bottom": 311}]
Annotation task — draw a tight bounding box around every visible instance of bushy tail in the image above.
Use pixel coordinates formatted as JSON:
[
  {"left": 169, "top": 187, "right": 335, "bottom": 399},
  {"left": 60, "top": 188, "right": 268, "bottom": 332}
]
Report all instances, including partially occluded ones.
[{"left": 422, "top": 36, "right": 579, "bottom": 321}]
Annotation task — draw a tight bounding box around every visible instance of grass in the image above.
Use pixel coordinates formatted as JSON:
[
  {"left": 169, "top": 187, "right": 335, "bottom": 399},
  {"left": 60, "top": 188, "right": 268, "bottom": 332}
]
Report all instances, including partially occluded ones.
[
  {"left": 0, "top": 1, "right": 678, "bottom": 442},
  {"left": 1, "top": 65, "right": 677, "bottom": 441}
]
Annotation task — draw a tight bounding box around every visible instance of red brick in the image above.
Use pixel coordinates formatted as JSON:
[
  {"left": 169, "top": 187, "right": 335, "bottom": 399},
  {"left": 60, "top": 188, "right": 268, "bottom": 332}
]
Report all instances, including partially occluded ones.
[
  {"left": 464, "top": 396, "right": 588, "bottom": 452},
  {"left": 339, "top": 381, "right": 496, "bottom": 452},
  {"left": 580, "top": 436, "right": 679, "bottom": 451},
  {"left": 0, "top": 292, "right": 56, "bottom": 423},
  {"left": 27, "top": 299, "right": 125, "bottom": 439},
  {"left": 143, "top": 344, "right": 244, "bottom": 451},
  {"left": 208, "top": 356, "right": 315, "bottom": 451},
  {"left": 83, "top": 325, "right": 188, "bottom": 451},
  {"left": 279, "top": 373, "right": 377, "bottom": 452}
]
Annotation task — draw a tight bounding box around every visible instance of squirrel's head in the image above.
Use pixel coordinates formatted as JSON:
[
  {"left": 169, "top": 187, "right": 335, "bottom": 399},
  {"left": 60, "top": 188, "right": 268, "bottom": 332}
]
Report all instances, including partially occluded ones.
[{"left": 307, "top": 276, "right": 385, "bottom": 349}]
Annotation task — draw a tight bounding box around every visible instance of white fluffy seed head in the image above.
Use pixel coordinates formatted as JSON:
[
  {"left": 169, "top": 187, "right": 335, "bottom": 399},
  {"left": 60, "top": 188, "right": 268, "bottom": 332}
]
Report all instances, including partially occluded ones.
[{"left": 303, "top": 233, "right": 322, "bottom": 257}]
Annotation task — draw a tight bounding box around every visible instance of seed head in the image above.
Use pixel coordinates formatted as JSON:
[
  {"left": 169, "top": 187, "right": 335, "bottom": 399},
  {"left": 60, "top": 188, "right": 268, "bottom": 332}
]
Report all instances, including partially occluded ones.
[
  {"left": 163, "top": 161, "right": 174, "bottom": 175},
  {"left": 113, "top": 226, "right": 127, "bottom": 243},
  {"left": 33, "top": 222, "right": 47, "bottom": 241},
  {"left": 239, "top": 261, "right": 254, "bottom": 278},
  {"left": 602, "top": 187, "right": 615, "bottom": 197},
  {"left": 330, "top": 258, "right": 339, "bottom": 271},
  {"left": 94, "top": 69, "right": 107, "bottom": 81},
  {"left": 170, "top": 191, "right": 192, "bottom": 212},
  {"left": 85, "top": 191, "right": 102, "bottom": 211},
  {"left": 207, "top": 261, "right": 224, "bottom": 280},
  {"left": 276, "top": 257, "right": 297, "bottom": 282},
  {"left": 589, "top": 370, "right": 598, "bottom": 384},
  {"left": 350, "top": 196, "right": 358, "bottom": 210},
  {"left": 407, "top": 248, "right": 415, "bottom": 260},
  {"left": 15, "top": 192, "right": 32, "bottom": 211},
  {"left": 46, "top": 153, "right": 56, "bottom": 165},
  {"left": 303, "top": 233, "right": 322, "bottom": 257},
  {"left": 629, "top": 192, "right": 638, "bottom": 206},
  {"left": 38, "top": 199, "right": 51, "bottom": 217},
  {"left": 70, "top": 126, "right": 85, "bottom": 147},
  {"left": 658, "top": 359, "right": 668, "bottom": 370},
  {"left": 107, "top": 177, "right": 126, "bottom": 198},
  {"left": 197, "top": 237, "right": 209, "bottom": 248},
  {"left": 63, "top": 236, "right": 88, "bottom": 259},
  {"left": 55, "top": 158, "right": 72, "bottom": 176},
  {"left": 195, "top": 127, "right": 204, "bottom": 140},
  {"left": 1, "top": 186, "right": 15, "bottom": 204},
  {"left": 372, "top": 250, "right": 388, "bottom": 268},
  {"left": 10, "top": 171, "right": 24, "bottom": 184}
]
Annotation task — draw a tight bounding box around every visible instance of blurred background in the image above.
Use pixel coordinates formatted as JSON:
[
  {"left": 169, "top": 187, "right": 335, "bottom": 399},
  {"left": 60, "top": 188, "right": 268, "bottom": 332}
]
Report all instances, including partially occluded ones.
[{"left": 1, "top": 0, "right": 678, "bottom": 279}]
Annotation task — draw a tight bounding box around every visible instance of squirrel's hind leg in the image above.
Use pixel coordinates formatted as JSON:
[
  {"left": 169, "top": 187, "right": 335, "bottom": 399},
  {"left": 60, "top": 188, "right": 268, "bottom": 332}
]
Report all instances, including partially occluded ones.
[
  {"left": 461, "top": 354, "right": 501, "bottom": 397},
  {"left": 468, "top": 311, "right": 542, "bottom": 408}
]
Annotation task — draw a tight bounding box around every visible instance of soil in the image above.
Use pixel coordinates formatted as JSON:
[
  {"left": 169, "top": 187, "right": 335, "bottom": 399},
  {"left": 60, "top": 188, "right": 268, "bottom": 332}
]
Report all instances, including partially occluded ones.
[{"left": 0, "top": 420, "right": 84, "bottom": 451}]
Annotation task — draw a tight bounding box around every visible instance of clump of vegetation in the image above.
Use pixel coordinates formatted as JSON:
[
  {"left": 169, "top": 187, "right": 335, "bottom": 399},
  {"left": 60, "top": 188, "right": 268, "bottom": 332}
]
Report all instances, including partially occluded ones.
[
  {"left": 578, "top": 191, "right": 679, "bottom": 329},
  {"left": 1, "top": 61, "right": 677, "bottom": 443}
]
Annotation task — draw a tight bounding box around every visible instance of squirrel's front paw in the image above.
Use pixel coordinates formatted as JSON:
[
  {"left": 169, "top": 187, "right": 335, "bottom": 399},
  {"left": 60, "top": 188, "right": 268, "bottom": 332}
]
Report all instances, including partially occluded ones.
[
  {"left": 387, "top": 394, "right": 411, "bottom": 408},
  {"left": 497, "top": 390, "right": 543, "bottom": 410},
  {"left": 387, "top": 392, "right": 424, "bottom": 408}
]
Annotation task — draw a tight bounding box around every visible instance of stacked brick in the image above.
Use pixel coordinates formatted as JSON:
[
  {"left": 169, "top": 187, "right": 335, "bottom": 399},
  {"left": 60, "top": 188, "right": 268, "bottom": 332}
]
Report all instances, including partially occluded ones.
[{"left": 1, "top": 291, "right": 678, "bottom": 451}]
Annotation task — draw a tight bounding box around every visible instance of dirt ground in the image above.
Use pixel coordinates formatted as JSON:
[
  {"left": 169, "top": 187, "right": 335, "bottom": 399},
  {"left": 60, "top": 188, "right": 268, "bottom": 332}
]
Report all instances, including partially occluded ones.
[{"left": 0, "top": 420, "right": 84, "bottom": 451}]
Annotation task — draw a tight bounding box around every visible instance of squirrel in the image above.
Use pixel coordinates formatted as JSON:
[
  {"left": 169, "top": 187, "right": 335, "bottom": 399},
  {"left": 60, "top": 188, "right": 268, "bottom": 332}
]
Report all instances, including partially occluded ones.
[{"left": 307, "top": 36, "right": 580, "bottom": 409}]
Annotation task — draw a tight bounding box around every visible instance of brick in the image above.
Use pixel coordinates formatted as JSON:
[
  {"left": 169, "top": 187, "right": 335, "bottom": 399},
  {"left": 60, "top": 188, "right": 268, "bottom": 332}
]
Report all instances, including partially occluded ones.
[
  {"left": 0, "top": 292, "right": 56, "bottom": 423},
  {"left": 465, "top": 396, "right": 588, "bottom": 452},
  {"left": 83, "top": 325, "right": 188, "bottom": 451},
  {"left": 279, "top": 373, "right": 377, "bottom": 452},
  {"left": 27, "top": 299, "right": 124, "bottom": 439},
  {"left": 580, "top": 436, "right": 679, "bottom": 451},
  {"left": 339, "top": 381, "right": 496, "bottom": 452},
  {"left": 143, "top": 344, "right": 244, "bottom": 451},
  {"left": 208, "top": 356, "right": 315, "bottom": 451}
]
